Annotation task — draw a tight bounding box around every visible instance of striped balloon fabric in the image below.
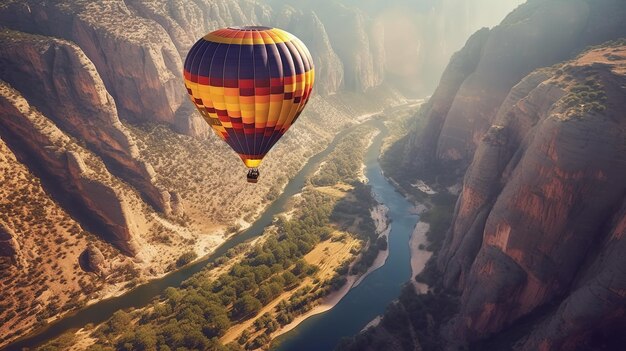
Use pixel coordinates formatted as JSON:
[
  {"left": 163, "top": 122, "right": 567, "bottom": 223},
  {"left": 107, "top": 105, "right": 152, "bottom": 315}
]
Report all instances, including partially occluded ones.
[{"left": 183, "top": 26, "right": 315, "bottom": 169}]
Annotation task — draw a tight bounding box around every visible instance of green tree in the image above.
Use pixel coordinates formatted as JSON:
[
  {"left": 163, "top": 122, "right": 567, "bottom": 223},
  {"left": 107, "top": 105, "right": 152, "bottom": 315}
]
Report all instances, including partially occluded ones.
[
  {"left": 231, "top": 294, "right": 262, "bottom": 320},
  {"left": 108, "top": 310, "right": 132, "bottom": 334}
]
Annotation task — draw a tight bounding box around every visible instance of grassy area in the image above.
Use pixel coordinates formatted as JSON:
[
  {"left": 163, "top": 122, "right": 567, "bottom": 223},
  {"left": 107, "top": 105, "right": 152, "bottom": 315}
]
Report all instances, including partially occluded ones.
[
  {"left": 557, "top": 74, "right": 607, "bottom": 119},
  {"left": 220, "top": 230, "right": 360, "bottom": 346}
]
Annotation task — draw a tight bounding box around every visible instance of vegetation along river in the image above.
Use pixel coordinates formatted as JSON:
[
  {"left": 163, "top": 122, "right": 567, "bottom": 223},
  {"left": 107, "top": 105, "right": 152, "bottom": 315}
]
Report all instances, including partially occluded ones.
[
  {"left": 5, "top": 104, "right": 418, "bottom": 351},
  {"left": 274, "top": 118, "right": 417, "bottom": 350}
]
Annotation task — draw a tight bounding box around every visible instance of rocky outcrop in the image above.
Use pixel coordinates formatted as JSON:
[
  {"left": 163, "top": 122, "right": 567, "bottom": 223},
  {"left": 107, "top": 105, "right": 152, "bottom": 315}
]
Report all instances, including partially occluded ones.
[
  {"left": 437, "top": 43, "right": 626, "bottom": 349},
  {"left": 124, "top": 0, "right": 274, "bottom": 134},
  {"left": 0, "top": 0, "right": 184, "bottom": 125},
  {"left": 404, "top": 0, "right": 626, "bottom": 173},
  {"left": 0, "top": 29, "right": 171, "bottom": 213},
  {"left": 80, "top": 244, "right": 107, "bottom": 275},
  {"left": 0, "top": 222, "right": 20, "bottom": 264},
  {"left": 170, "top": 192, "right": 185, "bottom": 217},
  {"left": 0, "top": 81, "right": 141, "bottom": 255}
]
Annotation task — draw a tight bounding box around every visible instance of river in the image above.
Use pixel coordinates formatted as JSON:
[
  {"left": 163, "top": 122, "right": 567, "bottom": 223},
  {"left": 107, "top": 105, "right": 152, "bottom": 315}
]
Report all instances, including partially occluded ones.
[
  {"left": 273, "top": 119, "right": 417, "bottom": 350},
  {"left": 5, "top": 105, "right": 419, "bottom": 351}
]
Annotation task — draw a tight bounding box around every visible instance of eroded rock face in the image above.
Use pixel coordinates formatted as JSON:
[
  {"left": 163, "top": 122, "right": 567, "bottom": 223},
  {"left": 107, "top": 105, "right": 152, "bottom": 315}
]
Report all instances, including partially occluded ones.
[
  {"left": 0, "top": 0, "right": 184, "bottom": 125},
  {"left": 438, "top": 44, "right": 626, "bottom": 348},
  {"left": 170, "top": 192, "right": 185, "bottom": 217},
  {"left": 312, "top": 3, "right": 384, "bottom": 92},
  {"left": 0, "top": 81, "right": 141, "bottom": 255},
  {"left": 404, "top": 0, "right": 626, "bottom": 172},
  {"left": 520, "top": 199, "right": 626, "bottom": 351},
  {"left": 0, "top": 0, "right": 385, "bottom": 132},
  {"left": 0, "top": 29, "right": 171, "bottom": 213}
]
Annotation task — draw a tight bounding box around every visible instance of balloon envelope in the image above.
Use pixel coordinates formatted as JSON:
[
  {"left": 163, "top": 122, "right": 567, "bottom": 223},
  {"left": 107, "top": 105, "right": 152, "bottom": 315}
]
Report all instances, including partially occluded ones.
[{"left": 183, "top": 26, "right": 315, "bottom": 168}]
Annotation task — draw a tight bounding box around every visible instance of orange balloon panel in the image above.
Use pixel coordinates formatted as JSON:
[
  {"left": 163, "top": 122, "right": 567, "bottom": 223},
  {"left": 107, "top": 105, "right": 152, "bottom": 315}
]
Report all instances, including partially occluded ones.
[{"left": 183, "top": 26, "right": 315, "bottom": 168}]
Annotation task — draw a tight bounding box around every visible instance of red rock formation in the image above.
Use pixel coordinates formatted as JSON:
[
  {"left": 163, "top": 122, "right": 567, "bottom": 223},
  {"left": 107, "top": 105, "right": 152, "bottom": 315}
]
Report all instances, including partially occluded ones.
[
  {"left": 404, "top": 27, "right": 491, "bottom": 174},
  {"left": 405, "top": 0, "right": 626, "bottom": 172},
  {"left": 438, "top": 44, "right": 626, "bottom": 349}
]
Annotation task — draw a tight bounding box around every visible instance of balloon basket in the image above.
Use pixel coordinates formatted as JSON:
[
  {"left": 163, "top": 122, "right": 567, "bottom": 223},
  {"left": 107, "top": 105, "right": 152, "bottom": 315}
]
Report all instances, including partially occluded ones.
[{"left": 247, "top": 168, "right": 260, "bottom": 183}]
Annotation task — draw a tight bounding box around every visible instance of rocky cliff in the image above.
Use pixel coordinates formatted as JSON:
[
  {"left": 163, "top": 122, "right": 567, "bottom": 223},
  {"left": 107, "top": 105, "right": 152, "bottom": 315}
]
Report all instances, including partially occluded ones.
[
  {"left": 355, "top": 41, "right": 626, "bottom": 351},
  {"left": 0, "top": 112, "right": 127, "bottom": 347},
  {"left": 404, "top": 0, "right": 626, "bottom": 172},
  {"left": 0, "top": 0, "right": 394, "bottom": 134},
  {"left": 0, "top": 0, "right": 184, "bottom": 124},
  {"left": 438, "top": 43, "right": 626, "bottom": 349},
  {"left": 0, "top": 81, "right": 143, "bottom": 255},
  {"left": 375, "top": 1, "right": 626, "bottom": 350},
  {"left": 0, "top": 29, "right": 172, "bottom": 213}
]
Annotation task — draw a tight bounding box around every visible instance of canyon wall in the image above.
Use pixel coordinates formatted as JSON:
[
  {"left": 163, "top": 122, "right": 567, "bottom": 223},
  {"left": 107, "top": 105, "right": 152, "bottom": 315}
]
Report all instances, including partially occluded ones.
[
  {"left": 0, "top": 29, "right": 171, "bottom": 213},
  {"left": 404, "top": 0, "right": 626, "bottom": 172},
  {"left": 440, "top": 45, "right": 626, "bottom": 349},
  {"left": 394, "top": 0, "right": 626, "bottom": 349}
]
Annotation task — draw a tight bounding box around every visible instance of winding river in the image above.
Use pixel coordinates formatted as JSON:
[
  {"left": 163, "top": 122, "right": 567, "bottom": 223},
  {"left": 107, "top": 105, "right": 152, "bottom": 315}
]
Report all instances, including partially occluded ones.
[
  {"left": 5, "top": 105, "right": 418, "bottom": 351},
  {"left": 274, "top": 119, "right": 417, "bottom": 350}
]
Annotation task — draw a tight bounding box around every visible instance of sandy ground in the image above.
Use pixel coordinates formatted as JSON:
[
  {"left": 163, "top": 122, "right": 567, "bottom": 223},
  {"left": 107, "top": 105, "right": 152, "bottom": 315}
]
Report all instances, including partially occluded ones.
[
  {"left": 150, "top": 213, "right": 224, "bottom": 257},
  {"left": 409, "top": 220, "right": 432, "bottom": 293},
  {"left": 354, "top": 110, "right": 384, "bottom": 124}
]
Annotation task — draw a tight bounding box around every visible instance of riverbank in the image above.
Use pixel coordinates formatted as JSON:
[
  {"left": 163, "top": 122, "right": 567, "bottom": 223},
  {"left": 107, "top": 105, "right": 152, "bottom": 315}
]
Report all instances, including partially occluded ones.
[
  {"left": 271, "top": 202, "right": 391, "bottom": 341},
  {"left": 357, "top": 130, "right": 380, "bottom": 183},
  {"left": 270, "top": 273, "right": 358, "bottom": 341}
]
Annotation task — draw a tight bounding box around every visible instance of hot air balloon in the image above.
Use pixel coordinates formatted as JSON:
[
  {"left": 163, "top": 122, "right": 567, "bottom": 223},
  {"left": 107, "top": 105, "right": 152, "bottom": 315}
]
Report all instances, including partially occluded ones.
[{"left": 183, "top": 26, "right": 315, "bottom": 183}]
